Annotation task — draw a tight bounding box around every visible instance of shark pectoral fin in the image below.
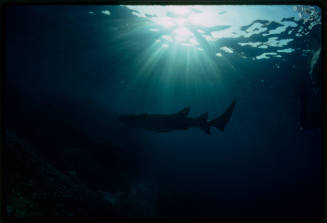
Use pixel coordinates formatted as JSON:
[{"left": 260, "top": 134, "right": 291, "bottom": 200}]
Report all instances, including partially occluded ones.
[
  {"left": 199, "top": 124, "right": 211, "bottom": 135},
  {"left": 176, "top": 106, "right": 191, "bottom": 116}
]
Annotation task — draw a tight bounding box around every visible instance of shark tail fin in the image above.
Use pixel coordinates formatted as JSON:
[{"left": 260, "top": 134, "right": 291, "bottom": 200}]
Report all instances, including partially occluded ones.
[
  {"left": 209, "top": 100, "right": 236, "bottom": 132},
  {"left": 197, "top": 113, "right": 211, "bottom": 135}
]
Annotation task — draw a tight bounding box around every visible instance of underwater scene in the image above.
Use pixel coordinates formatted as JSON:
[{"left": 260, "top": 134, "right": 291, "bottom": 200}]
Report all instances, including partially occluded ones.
[{"left": 4, "top": 5, "right": 322, "bottom": 218}]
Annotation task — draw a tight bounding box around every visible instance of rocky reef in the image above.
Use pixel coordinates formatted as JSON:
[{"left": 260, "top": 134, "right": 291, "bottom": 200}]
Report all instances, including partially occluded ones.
[{"left": 4, "top": 131, "right": 156, "bottom": 217}]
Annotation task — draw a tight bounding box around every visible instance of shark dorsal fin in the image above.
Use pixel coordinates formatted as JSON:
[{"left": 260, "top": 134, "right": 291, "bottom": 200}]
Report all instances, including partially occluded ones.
[
  {"left": 176, "top": 106, "right": 191, "bottom": 116},
  {"left": 197, "top": 113, "right": 208, "bottom": 121}
]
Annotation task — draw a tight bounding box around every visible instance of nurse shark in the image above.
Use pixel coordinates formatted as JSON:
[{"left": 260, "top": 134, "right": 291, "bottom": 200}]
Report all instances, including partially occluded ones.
[{"left": 118, "top": 100, "right": 236, "bottom": 135}]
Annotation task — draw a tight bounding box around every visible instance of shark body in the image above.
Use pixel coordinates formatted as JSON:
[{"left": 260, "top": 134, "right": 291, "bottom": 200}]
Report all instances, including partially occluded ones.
[{"left": 118, "top": 100, "right": 236, "bottom": 135}]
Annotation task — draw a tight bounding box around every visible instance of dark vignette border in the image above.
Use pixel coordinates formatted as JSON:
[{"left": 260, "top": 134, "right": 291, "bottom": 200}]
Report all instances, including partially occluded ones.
[{"left": 0, "top": 0, "right": 325, "bottom": 223}]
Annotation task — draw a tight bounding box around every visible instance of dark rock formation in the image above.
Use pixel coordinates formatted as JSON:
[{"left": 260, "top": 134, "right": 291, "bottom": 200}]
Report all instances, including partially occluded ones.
[{"left": 4, "top": 131, "right": 156, "bottom": 217}]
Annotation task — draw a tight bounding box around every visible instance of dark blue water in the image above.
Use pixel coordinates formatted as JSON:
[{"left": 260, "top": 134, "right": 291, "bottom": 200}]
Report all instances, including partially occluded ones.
[{"left": 5, "top": 5, "right": 322, "bottom": 218}]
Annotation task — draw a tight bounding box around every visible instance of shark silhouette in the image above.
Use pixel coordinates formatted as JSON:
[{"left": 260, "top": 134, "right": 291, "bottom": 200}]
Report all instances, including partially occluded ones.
[{"left": 118, "top": 100, "right": 236, "bottom": 135}]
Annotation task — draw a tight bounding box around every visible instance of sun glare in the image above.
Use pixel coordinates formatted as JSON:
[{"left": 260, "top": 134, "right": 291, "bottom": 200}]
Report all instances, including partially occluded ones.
[
  {"left": 151, "top": 6, "right": 207, "bottom": 46},
  {"left": 174, "top": 27, "right": 193, "bottom": 37},
  {"left": 176, "top": 18, "right": 186, "bottom": 26},
  {"left": 123, "top": 5, "right": 300, "bottom": 64},
  {"left": 117, "top": 5, "right": 302, "bottom": 105},
  {"left": 157, "top": 17, "right": 175, "bottom": 28},
  {"left": 169, "top": 6, "right": 190, "bottom": 16}
]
